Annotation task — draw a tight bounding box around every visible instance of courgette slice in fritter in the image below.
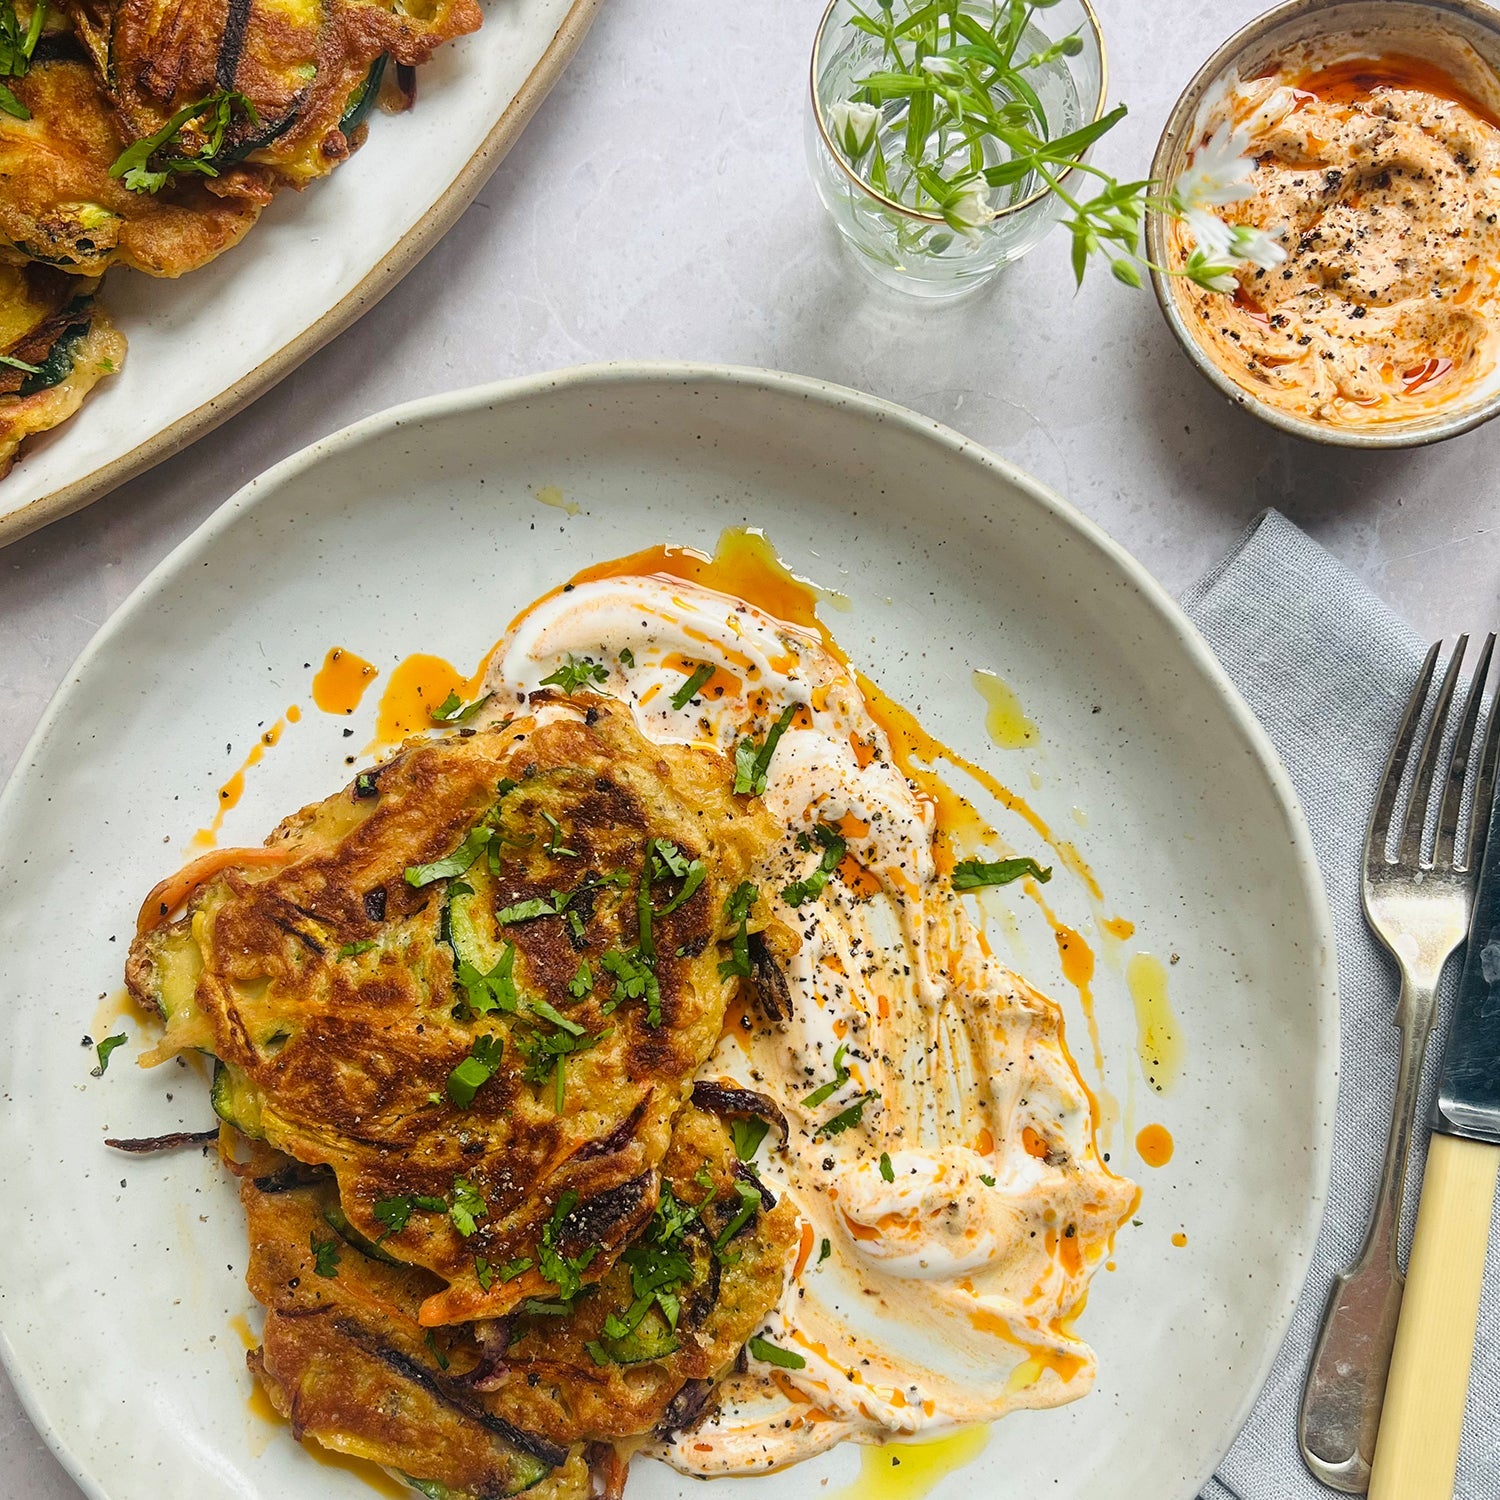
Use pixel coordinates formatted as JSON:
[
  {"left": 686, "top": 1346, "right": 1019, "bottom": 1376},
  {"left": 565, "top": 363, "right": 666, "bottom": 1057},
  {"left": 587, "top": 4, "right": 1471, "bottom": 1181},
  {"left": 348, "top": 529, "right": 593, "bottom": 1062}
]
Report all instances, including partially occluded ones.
[
  {"left": 210, "top": 1057, "right": 264, "bottom": 1138},
  {"left": 339, "top": 53, "right": 388, "bottom": 137},
  {"left": 0, "top": 262, "right": 123, "bottom": 476},
  {"left": 323, "top": 1199, "right": 404, "bottom": 1266}
]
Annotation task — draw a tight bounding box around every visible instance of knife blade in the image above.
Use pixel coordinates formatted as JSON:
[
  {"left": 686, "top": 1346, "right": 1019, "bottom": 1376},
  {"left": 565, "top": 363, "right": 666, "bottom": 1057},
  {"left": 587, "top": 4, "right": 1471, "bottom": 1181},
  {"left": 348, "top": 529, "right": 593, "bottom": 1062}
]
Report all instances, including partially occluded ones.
[{"left": 1435, "top": 782, "right": 1500, "bottom": 1142}]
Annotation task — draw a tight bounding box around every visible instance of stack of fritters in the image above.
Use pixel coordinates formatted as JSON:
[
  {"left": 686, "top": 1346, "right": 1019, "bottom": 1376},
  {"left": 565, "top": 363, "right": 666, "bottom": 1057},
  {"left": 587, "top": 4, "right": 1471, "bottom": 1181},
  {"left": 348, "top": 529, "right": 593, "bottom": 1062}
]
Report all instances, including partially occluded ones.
[
  {"left": 127, "top": 699, "right": 798, "bottom": 1498},
  {"left": 0, "top": 0, "right": 477, "bottom": 473}
]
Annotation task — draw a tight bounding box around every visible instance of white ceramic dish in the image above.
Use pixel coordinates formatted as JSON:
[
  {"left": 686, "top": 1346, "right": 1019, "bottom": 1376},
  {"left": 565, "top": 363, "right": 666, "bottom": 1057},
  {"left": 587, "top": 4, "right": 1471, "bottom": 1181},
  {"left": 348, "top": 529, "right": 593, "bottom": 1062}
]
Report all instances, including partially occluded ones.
[
  {"left": 0, "top": 363, "right": 1337, "bottom": 1500},
  {"left": 0, "top": 0, "right": 601, "bottom": 549}
]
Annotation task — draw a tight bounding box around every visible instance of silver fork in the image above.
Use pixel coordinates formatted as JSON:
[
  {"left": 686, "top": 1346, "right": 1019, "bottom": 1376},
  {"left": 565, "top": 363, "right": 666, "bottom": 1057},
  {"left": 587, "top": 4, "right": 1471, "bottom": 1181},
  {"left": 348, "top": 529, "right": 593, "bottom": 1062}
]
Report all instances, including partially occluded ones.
[{"left": 1299, "top": 633, "right": 1500, "bottom": 1493}]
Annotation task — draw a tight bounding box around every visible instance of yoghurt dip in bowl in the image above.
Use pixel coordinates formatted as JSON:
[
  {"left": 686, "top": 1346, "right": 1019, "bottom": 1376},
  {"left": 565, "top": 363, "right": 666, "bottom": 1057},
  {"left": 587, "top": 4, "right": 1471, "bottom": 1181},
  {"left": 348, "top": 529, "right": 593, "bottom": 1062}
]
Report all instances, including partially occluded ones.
[{"left": 1147, "top": 0, "right": 1500, "bottom": 447}]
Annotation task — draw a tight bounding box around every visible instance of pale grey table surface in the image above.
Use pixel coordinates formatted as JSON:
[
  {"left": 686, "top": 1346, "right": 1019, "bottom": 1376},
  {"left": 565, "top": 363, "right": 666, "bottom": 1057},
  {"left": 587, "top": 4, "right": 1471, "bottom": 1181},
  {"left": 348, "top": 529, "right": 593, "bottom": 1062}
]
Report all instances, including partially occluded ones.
[{"left": 3, "top": 0, "right": 1497, "bottom": 1493}]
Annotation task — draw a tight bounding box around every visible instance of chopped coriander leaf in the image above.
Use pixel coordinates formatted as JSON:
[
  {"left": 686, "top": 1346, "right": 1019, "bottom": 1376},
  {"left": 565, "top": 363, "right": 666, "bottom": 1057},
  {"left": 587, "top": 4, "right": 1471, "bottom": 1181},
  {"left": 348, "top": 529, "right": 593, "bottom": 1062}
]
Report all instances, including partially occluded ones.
[
  {"left": 818, "top": 1237, "right": 832, "bottom": 1264},
  {"left": 733, "top": 703, "right": 799, "bottom": 796},
  {"left": 817, "top": 1091, "right": 876, "bottom": 1137},
  {"left": 567, "top": 909, "right": 587, "bottom": 943},
  {"left": 713, "top": 1178, "right": 763, "bottom": 1253},
  {"left": 91, "top": 1032, "right": 127, "bottom": 1077},
  {"left": 354, "top": 771, "right": 379, "bottom": 798},
  {"left": 539, "top": 654, "right": 608, "bottom": 695},
  {"left": 717, "top": 882, "right": 758, "bottom": 981},
  {"left": 569, "top": 959, "right": 593, "bottom": 999},
  {"left": 456, "top": 946, "right": 519, "bottom": 1018},
  {"left": 431, "top": 690, "right": 492, "bottom": 724},
  {"left": 650, "top": 839, "right": 690, "bottom": 878},
  {"left": 450, "top": 1177, "right": 488, "bottom": 1237},
  {"left": 670, "top": 662, "right": 715, "bottom": 710},
  {"left": 980, "top": 1174, "right": 997, "bottom": 1187},
  {"left": 801, "top": 1043, "right": 849, "bottom": 1109},
  {"left": 446, "top": 1033, "right": 504, "bottom": 1109},
  {"left": 540, "top": 810, "right": 577, "bottom": 858},
  {"left": 405, "top": 824, "right": 494, "bottom": 887},
  {"left": 496, "top": 777, "right": 519, "bottom": 798},
  {"left": 952, "top": 856, "right": 1053, "bottom": 891},
  {"left": 338, "top": 939, "right": 377, "bottom": 958},
  {"left": 424, "top": 1328, "right": 450, "bottom": 1370},
  {"left": 748, "top": 1334, "right": 805, "bottom": 1370},
  {"left": 528, "top": 997, "right": 586, "bottom": 1036},
  {"left": 879, "top": 1152, "right": 894, "bottom": 1182},
  {"left": 0, "top": 0, "right": 46, "bottom": 123},
  {"left": 372, "top": 1194, "right": 447, "bottom": 1238},
  {"left": 635, "top": 865, "right": 655, "bottom": 961},
  {"left": 618, "top": 647, "right": 635, "bottom": 668},
  {"left": 782, "top": 823, "right": 847, "bottom": 907},
  {"left": 110, "top": 89, "right": 259, "bottom": 194},
  {"left": 496, "top": 892, "right": 568, "bottom": 924},
  {"left": 0, "top": 352, "right": 39, "bottom": 373},
  {"left": 498, "top": 1256, "right": 534, "bottom": 1281},
  {"left": 310, "top": 1233, "right": 340, "bottom": 1278},
  {"left": 600, "top": 946, "right": 662, "bottom": 1027},
  {"left": 653, "top": 849, "right": 706, "bottom": 916},
  {"left": 515, "top": 1020, "right": 608, "bottom": 1112},
  {"left": 730, "top": 1116, "right": 770, "bottom": 1161},
  {"left": 536, "top": 1189, "right": 599, "bottom": 1304},
  {"left": 372, "top": 1196, "right": 414, "bottom": 1236},
  {"left": 474, "top": 1255, "right": 495, "bottom": 1291}
]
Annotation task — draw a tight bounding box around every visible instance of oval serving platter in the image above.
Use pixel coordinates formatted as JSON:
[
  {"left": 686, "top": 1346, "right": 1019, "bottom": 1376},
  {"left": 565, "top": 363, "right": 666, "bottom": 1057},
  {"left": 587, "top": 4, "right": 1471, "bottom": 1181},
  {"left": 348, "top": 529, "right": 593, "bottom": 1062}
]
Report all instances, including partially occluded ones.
[
  {"left": 0, "top": 364, "right": 1337, "bottom": 1500},
  {"left": 0, "top": 0, "right": 602, "bottom": 550}
]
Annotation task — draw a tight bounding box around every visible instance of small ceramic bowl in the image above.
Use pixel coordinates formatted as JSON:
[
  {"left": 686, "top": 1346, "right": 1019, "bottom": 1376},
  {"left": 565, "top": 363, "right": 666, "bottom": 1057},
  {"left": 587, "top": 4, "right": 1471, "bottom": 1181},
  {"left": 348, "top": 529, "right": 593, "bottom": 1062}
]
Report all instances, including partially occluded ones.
[{"left": 1145, "top": 0, "right": 1500, "bottom": 448}]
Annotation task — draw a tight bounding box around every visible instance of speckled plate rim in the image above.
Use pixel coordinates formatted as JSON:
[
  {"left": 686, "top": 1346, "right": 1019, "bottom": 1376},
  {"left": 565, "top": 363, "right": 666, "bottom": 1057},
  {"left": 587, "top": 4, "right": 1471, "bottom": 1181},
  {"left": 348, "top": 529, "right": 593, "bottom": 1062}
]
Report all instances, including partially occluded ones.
[
  {"left": 0, "top": 0, "right": 604, "bottom": 552},
  {"left": 0, "top": 361, "right": 1340, "bottom": 1500},
  {"left": 1144, "top": 0, "right": 1500, "bottom": 450}
]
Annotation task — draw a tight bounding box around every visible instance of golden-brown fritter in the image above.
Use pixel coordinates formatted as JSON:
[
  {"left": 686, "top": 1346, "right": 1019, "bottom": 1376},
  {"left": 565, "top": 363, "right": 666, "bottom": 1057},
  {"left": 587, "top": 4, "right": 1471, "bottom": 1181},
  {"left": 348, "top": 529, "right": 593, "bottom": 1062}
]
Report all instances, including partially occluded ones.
[
  {"left": 128, "top": 699, "right": 782, "bottom": 1329},
  {"left": 0, "top": 41, "right": 262, "bottom": 275},
  {"left": 0, "top": 261, "right": 123, "bottom": 475},
  {"left": 243, "top": 1105, "right": 795, "bottom": 1495},
  {"left": 67, "top": 0, "right": 480, "bottom": 189}
]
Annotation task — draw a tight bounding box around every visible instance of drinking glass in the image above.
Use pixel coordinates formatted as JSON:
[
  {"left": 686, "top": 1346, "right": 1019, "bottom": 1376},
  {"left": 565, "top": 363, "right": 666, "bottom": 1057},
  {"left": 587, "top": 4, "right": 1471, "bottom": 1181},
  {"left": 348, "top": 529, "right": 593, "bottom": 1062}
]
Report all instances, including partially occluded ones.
[{"left": 807, "top": 0, "right": 1107, "bottom": 299}]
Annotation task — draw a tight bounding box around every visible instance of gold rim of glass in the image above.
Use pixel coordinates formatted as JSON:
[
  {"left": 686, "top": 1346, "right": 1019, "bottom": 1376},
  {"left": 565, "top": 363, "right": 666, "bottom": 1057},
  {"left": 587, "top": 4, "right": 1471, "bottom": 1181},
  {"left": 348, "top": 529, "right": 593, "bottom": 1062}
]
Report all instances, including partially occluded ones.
[{"left": 809, "top": 0, "right": 1110, "bottom": 226}]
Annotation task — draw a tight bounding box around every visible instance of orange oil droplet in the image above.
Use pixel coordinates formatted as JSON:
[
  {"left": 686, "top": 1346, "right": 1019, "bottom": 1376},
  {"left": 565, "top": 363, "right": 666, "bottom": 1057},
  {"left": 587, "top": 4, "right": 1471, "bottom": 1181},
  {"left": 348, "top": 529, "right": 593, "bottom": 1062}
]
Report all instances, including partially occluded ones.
[
  {"left": 563, "top": 526, "right": 828, "bottom": 633},
  {"left": 1101, "top": 916, "right": 1135, "bottom": 941},
  {"left": 372, "top": 654, "right": 475, "bottom": 747},
  {"left": 285, "top": 704, "right": 301, "bottom": 724},
  {"left": 311, "top": 647, "right": 379, "bottom": 716},
  {"left": 660, "top": 649, "right": 742, "bottom": 703},
  {"left": 1136, "top": 1123, "right": 1175, "bottom": 1167},
  {"left": 191, "top": 716, "right": 289, "bottom": 848},
  {"left": 1171, "top": 1231, "right": 1189, "bottom": 1249}
]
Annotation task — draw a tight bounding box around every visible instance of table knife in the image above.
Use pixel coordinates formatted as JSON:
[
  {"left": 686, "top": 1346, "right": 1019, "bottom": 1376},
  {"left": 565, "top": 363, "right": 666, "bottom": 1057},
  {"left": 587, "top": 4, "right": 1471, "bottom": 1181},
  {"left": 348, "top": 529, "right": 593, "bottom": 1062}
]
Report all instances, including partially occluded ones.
[{"left": 1369, "top": 789, "right": 1500, "bottom": 1500}]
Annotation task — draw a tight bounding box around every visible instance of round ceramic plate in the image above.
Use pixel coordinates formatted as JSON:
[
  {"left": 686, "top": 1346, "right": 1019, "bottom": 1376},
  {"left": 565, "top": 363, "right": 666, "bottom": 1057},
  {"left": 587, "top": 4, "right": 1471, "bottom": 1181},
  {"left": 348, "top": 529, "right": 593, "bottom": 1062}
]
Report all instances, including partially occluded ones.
[
  {"left": 0, "top": 364, "right": 1337, "bottom": 1500},
  {"left": 0, "top": 0, "right": 602, "bottom": 549}
]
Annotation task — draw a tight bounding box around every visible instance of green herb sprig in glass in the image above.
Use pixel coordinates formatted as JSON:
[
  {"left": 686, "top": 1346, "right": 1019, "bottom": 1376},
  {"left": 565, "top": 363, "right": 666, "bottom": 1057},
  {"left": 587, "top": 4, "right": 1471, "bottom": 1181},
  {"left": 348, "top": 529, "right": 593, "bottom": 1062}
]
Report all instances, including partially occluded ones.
[{"left": 821, "top": 0, "right": 1279, "bottom": 293}]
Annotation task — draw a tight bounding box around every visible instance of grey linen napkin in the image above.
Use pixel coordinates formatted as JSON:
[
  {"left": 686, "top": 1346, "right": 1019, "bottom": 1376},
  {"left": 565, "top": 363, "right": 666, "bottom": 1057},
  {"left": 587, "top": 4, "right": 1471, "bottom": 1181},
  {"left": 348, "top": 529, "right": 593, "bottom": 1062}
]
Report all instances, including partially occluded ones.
[{"left": 1184, "top": 510, "right": 1500, "bottom": 1500}]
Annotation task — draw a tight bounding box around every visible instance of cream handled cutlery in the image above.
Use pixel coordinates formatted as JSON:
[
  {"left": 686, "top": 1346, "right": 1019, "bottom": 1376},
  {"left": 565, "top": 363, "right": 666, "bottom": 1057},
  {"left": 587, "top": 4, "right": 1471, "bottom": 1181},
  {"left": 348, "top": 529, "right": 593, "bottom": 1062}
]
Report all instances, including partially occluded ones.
[
  {"left": 1370, "top": 643, "right": 1500, "bottom": 1499},
  {"left": 1301, "top": 636, "right": 1500, "bottom": 1493}
]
